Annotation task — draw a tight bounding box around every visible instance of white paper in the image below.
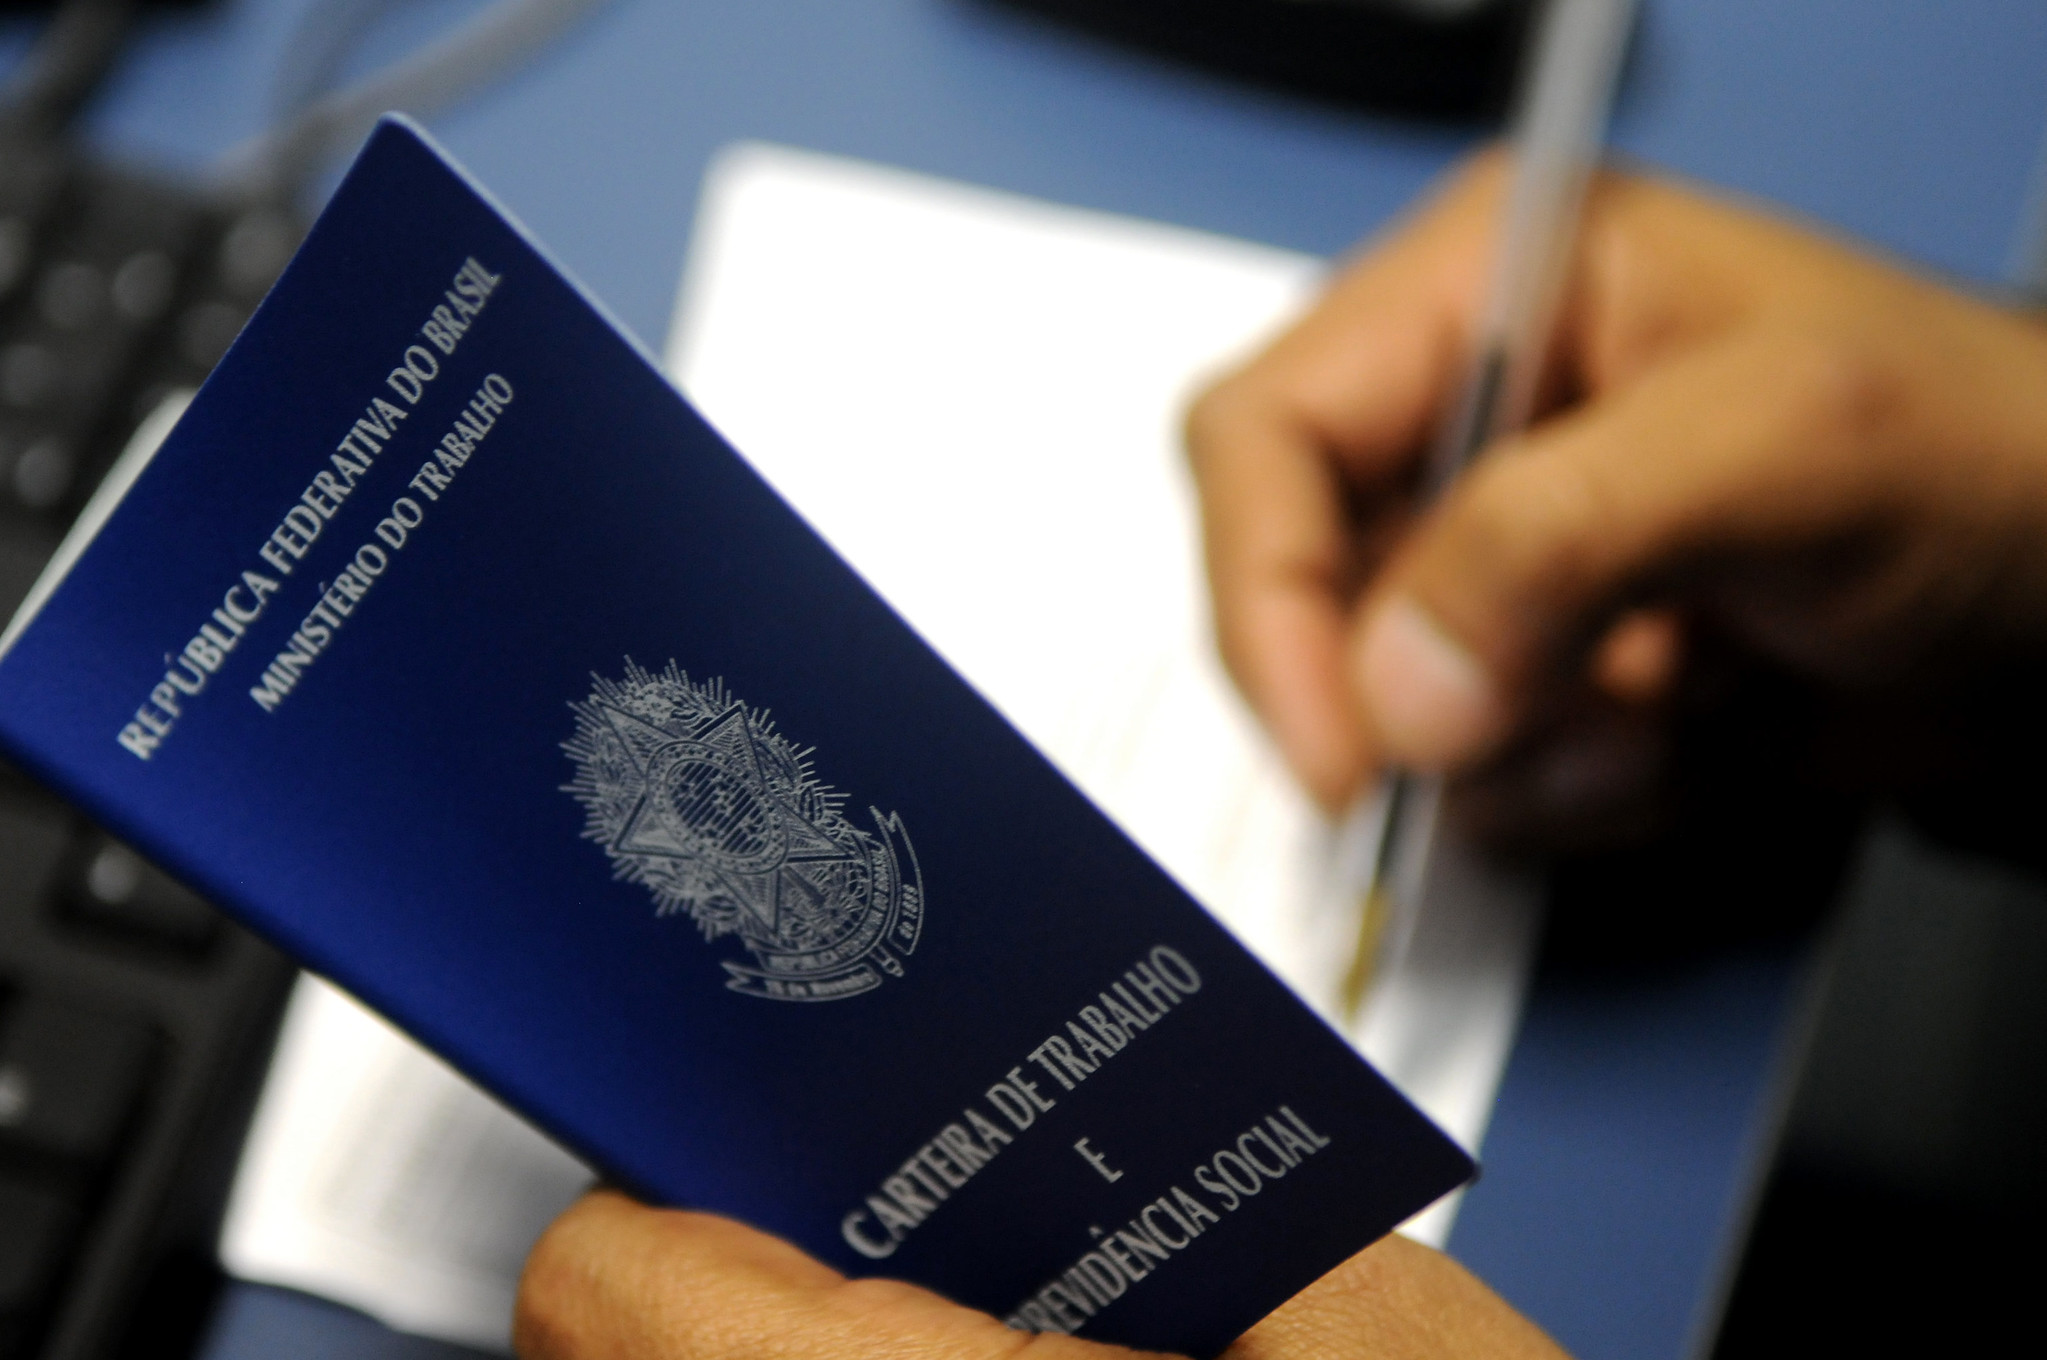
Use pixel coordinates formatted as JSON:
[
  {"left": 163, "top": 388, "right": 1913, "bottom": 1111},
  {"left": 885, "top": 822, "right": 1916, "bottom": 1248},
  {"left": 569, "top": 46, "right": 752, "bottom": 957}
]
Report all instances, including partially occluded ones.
[
  {"left": 220, "top": 143, "right": 1539, "bottom": 1349},
  {"left": 219, "top": 976, "right": 592, "bottom": 1350}
]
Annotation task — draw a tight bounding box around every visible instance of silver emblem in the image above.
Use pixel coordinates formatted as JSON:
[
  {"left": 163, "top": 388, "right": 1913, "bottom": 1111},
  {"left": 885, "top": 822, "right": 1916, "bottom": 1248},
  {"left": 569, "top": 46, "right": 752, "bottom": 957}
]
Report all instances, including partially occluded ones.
[{"left": 563, "top": 661, "right": 923, "bottom": 1001}]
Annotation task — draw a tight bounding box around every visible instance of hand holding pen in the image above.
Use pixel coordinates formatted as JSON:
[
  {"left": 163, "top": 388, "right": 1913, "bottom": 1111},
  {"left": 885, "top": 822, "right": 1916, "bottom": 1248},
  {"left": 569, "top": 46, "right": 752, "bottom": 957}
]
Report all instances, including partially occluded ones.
[{"left": 1186, "top": 0, "right": 2047, "bottom": 926}]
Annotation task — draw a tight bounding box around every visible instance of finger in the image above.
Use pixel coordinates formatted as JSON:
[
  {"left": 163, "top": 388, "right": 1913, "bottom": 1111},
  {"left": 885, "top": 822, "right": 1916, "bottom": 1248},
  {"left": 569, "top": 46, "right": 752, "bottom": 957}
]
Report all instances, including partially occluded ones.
[
  {"left": 1352, "top": 326, "right": 1904, "bottom": 770},
  {"left": 1186, "top": 395, "right": 1372, "bottom": 808},
  {"left": 1229, "top": 1233, "right": 1567, "bottom": 1360},
  {"left": 1221, "top": 152, "right": 1501, "bottom": 483},
  {"left": 1186, "top": 154, "right": 1507, "bottom": 805},
  {"left": 515, "top": 1191, "right": 1164, "bottom": 1360},
  {"left": 517, "top": 1192, "right": 837, "bottom": 1360},
  {"left": 1590, "top": 607, "right": 1683, "bottom": 703}
]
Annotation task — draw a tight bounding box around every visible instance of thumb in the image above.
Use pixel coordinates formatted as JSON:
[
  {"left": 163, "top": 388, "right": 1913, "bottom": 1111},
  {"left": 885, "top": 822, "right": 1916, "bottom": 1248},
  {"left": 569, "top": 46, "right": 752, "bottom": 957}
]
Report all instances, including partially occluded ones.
[
  {"left": 1230, "top": 1233, "right": 1566, "bottom": 1360},
  {"left": 1350, "top": 331, "right": 1892, "bottom": 770}
]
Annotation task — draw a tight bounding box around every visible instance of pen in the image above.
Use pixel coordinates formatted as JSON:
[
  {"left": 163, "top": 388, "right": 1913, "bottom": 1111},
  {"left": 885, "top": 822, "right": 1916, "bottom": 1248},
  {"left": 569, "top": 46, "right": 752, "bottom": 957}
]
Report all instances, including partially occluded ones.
[{"left": 1344, "top": 0, "right": 1637, "bottom": 1014}]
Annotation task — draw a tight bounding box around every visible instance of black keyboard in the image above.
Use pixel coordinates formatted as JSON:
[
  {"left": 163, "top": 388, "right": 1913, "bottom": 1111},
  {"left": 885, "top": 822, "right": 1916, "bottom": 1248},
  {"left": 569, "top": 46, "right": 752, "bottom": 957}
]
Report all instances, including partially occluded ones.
[{"left": 0, "top": 126, "right": 300, "bottom": 1360}]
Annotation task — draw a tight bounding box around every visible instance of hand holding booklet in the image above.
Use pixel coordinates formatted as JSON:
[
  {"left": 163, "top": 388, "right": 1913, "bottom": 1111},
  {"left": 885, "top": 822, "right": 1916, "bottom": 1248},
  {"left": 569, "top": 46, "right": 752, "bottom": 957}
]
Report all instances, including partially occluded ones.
[{"left": 0, "top": 120, "right": 1469, "bottom": 1356}]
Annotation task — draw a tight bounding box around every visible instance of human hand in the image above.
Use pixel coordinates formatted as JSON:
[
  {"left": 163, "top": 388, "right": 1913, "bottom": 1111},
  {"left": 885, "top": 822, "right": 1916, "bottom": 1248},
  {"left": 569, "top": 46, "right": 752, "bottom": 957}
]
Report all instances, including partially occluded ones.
[
  {"left": 514, "top": 1190, "right": 1567, "bottom": 1360},
  {"left": 1186, "top": 152, "right": 2047, "bottom": 827}
]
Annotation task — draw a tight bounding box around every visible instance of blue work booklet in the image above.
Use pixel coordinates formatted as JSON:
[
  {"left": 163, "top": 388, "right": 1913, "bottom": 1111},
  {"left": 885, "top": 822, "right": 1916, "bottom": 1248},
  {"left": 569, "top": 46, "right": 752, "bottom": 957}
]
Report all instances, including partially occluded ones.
[{"left": 0, "top": 121, "right": 1470, "bottom": 1356}]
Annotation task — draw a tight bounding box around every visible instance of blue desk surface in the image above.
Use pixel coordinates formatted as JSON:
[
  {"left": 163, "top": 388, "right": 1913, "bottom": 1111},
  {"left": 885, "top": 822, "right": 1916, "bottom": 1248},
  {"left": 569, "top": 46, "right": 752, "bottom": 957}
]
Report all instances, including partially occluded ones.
[{"left": 17, "top": 2, "right": 2043, "bottom": 1357}]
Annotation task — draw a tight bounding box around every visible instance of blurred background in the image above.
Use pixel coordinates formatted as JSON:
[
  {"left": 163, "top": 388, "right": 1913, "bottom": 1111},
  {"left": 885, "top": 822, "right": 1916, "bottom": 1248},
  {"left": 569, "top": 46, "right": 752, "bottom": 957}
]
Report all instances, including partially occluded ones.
[{"left": 0, "top": 4, "right": 2043, "bottom": 1359}]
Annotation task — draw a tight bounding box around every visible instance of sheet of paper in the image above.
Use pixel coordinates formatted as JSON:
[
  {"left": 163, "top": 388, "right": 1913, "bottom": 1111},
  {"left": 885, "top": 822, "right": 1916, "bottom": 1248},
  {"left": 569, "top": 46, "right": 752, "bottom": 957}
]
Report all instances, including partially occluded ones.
[
  {"left": 215, "top": 140, "right": 1537, "bottom": 1349},
  {"left": 220, "top": 976, "right": 593, "bottom": 1350}
]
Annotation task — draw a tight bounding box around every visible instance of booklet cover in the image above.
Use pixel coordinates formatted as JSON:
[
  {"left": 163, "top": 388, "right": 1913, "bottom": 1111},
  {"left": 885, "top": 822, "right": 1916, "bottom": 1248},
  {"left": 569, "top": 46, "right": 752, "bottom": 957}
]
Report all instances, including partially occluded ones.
[{"left": 0, "top": 120, "right": 1470, "bottom": 1356}]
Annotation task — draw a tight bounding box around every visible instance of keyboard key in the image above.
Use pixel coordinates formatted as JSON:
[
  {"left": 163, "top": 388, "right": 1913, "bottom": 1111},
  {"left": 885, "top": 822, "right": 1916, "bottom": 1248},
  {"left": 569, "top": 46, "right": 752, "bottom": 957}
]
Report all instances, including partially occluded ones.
[
  {"left": 109, "top": 249, "right": 176, "bottom": 324},
  {"left": 0, "top": 342, "right": 59, "bottom": 411},
  {"left": 0, "top": 1173, "right": 76, "bottom": 1328},
  {"left": 217, "top": 206, "right": 298, "bottom": 300},
  {"left": 8, "top": 435, "right": 72, "bottom": 512},
  {"left": 0, "top": 137, "right": 67, "bottom": 307},
  {"left": 53, "top": 832, "right": 220, "bottom": 955},
  {"left": 36, "top": 260, "right": 109, "bottom": 332},
  {"left": 0, "top": 750, "right": 45, "bottom": 801},
  {"left": 0, "top": 993, "right": 153, "bottom": 1169},
  {"left": 0, "top": 806, "right": 69, "bottom": 917},
  {"left": 0, "top": 132, "right": 301, "bottom": 1356}
]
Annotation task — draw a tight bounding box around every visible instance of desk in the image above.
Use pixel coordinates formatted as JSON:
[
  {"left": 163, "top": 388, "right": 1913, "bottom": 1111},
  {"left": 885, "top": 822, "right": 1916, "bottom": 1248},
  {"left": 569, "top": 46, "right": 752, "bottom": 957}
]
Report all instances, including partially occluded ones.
[{"left": 41, "top": 2, "right": 2047, "bottom": 1357}]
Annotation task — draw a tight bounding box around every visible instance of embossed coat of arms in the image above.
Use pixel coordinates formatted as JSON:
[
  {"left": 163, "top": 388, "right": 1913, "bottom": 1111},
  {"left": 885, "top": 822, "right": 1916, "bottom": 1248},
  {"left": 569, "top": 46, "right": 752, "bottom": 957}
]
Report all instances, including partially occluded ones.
[{"left": 563, "top": 661, "right": 923, "bottom": 1000}]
